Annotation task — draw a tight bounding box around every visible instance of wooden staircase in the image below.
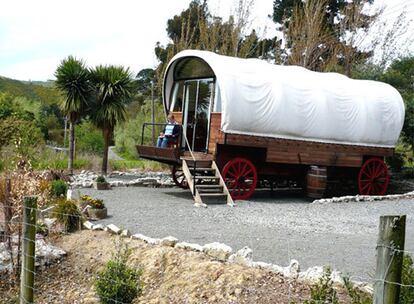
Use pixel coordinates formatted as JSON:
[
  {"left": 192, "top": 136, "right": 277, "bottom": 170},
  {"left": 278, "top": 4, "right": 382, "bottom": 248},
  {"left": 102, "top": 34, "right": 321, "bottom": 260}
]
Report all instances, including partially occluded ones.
[{"left": 181, "top": 157, "right": 234, "bottom": 207}]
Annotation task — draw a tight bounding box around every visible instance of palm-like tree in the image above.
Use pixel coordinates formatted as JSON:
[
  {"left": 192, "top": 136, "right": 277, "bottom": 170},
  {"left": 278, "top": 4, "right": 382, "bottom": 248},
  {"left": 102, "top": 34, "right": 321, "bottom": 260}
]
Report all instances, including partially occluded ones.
[
  {"left": 90, "top": 65, "right": 136, "bottom": 175},
  {"left": 55, "top": 56, "right": 92, "bottom": 174}
]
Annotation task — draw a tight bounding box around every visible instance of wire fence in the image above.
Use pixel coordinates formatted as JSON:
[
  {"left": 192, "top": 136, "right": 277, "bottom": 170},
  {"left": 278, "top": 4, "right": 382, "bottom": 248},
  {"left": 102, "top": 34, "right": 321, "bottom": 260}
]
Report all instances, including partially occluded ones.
[{"left": 1, "top": 190, "right": 414, "bottom": 303}]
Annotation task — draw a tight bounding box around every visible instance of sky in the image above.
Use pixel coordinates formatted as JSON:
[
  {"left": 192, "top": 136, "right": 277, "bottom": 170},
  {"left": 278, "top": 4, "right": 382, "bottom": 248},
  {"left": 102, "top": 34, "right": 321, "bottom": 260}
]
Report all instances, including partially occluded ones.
[{"left": 0, "top": 0, "right": 413, "bottom": 81}]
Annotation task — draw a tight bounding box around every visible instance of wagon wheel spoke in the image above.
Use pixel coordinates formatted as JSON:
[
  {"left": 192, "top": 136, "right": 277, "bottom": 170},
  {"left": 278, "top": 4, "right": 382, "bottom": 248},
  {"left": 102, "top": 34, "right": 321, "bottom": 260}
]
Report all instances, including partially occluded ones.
[
  {"left": 358, "top": 158, "right": 389, "bottom": 196},
  {"left": 172, "top": 165, "right": 188, "bottom": 189},
  {"left": 222, "top": 158, "right": 258, "bottom": 200}
]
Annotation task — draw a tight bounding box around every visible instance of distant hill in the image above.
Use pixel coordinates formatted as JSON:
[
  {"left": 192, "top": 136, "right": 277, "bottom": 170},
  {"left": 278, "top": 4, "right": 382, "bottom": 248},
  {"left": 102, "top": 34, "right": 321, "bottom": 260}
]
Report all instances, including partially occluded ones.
[{"left": 0, "top": 76, "right": 61, "bottom": 105}]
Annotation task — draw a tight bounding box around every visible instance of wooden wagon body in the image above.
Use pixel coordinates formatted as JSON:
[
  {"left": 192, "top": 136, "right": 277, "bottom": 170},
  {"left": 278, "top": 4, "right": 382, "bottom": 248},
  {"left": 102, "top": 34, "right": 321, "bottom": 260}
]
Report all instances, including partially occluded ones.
[{"left": 137, "top": 50, "right": 404, "bottom": 203}]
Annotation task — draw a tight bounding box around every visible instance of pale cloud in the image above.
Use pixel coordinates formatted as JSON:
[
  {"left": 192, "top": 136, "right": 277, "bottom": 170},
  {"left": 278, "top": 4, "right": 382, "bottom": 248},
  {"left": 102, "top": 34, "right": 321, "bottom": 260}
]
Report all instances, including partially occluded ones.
[
  {"left": 0, "top": 0, "right": 278, "bottom": 81},
  {"left": 0, "top": 0, "right": 411, "bottom": 81}
]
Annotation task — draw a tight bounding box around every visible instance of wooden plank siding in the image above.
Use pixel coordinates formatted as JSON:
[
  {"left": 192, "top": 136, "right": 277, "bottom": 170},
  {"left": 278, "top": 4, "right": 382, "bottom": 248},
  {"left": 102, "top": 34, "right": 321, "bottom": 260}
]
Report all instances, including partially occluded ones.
[{"left": 216, "top": 130, "right": 394, "bottom": 168}]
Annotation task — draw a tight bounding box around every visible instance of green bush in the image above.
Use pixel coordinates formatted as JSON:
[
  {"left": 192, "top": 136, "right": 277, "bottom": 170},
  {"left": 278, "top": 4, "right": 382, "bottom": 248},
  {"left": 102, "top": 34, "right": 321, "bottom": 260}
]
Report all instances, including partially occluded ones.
[
  {"left": 386, "top": 153, "right": 405, "bottom": 173},
  {"left": 52, "top": 198, "right": 81, "bottom": 233},
  {"left": 96, "top": 175, "right": 106, "bottom": 183},
  {"left": 400, "top": 254, "right": 414, "bottom": 304},
  {"left": 36, "top": 220, "right": 49, "bottom": 236},
  {"left": 304, "top": 267, "right": 338, "bottom": 304},
  {"left": 114, "top": 100, "right": 165, "bottom": 160},
  {"left": 75, "top": 120, "right": 104, "bottom": 154},
  {"left": 50, "top": 179, "right": 68, "bottom": 197},
  {"left": 96, "top": 241, "right": 142, "bottom": 304},
  {"left": 343, "top": 277, "right": 372, "bottom": 304}
]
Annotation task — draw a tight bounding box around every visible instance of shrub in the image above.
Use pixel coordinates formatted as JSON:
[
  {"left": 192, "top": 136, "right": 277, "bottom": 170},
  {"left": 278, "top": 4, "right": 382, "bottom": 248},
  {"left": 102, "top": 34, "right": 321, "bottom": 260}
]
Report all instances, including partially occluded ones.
[
  {"left": 50, "top": 179, "right": 68, "bottom": 197},
  {"left": 343, "top": 277, "right": 372, "bottom": 304},
  {"left": 304, "top": 267, "right": 338, "bottom": 304},
  {"left": 36, "top": 220, "right": 49, "bottom": 236},
  {"left": 96, "top": 241, "right": 142, "bottom": 304},
  {"left": 75, "top": 120, "right": 104, "bottom": 154},
  {"left": 386, "top": 153, "right": 405, "bottom": 172},
  {"left": 400, "top": 254, "right": 414, "bottom": 304},
  {"left": 96, "top": 175, "right": 106, "bottom": 183},
  {"left": 52, "top": 198, "right": 81, "bottom": 232}
]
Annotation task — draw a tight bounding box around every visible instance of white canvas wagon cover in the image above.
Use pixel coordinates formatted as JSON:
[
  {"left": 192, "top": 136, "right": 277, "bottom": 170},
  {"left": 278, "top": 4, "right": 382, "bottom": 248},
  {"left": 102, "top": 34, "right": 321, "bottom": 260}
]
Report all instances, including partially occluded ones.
[{"left": 164, "top": 50, "right": 405, "bottom": 148}]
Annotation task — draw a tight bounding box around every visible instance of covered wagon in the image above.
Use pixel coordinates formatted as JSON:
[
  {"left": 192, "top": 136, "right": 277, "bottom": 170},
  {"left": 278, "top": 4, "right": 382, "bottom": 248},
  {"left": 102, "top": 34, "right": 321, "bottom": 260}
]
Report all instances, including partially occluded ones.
[{"left": 137, "top": 50, "right": 405, "bottom": 205}]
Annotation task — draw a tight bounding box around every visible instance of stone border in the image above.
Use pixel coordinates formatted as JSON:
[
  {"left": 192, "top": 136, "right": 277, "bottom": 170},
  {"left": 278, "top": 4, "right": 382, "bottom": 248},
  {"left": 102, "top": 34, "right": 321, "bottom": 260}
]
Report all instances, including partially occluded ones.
[
  {"left": 70, "top": 171, "right": 175, "bottom": 189},
  {"left": 82, "top": 220, "right": 373, "bottom": 294},
  {"left": 312, "top": 191, "right": 414, "bottom": 204}
]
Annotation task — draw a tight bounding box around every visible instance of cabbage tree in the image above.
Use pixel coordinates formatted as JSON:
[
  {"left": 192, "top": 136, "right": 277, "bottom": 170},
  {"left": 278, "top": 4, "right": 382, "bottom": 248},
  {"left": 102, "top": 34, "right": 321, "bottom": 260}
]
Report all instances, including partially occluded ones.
[
  {"left": 90, "top": 65, "right": 136, "bottom": 175},
  {"left": 55, "top": 56, "right": 93, "bottom": 174}
]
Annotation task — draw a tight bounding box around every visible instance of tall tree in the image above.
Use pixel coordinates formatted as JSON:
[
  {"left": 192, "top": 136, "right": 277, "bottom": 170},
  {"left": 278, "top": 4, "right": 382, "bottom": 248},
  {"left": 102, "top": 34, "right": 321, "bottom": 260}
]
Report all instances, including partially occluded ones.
[
  {"left": 54, "top": 56, "right": 92, "bottom": 174},
  {"left": 273, "top": 0, "right": 377, "bottom": 75},
  {"left": 381, "top": 57, "right": 414, "bottom": 149},
  {"left": 154, "top": 0, "right": 280, "bottom": 93},
  {"left": 90, "top": 65, "right": 136, "bottom": 175}
]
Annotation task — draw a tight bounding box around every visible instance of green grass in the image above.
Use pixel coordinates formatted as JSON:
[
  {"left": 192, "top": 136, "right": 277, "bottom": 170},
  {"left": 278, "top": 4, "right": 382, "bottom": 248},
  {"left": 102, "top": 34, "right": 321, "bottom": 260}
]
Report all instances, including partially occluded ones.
[{"left": 109, "top": 159, "right": 167, "bottom": 171}]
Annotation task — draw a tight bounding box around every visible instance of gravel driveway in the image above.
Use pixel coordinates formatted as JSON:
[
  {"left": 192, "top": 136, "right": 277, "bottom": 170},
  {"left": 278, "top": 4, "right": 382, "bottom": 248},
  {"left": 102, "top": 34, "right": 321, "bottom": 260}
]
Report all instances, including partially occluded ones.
[{"left": 82, "top": 186, "right": 414, "bottom": 279}]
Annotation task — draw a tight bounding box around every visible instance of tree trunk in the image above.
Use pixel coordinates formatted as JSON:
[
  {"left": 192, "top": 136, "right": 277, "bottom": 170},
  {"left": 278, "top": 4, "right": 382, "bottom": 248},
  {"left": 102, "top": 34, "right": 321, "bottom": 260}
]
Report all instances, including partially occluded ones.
[
  {"left": 101, "top": 127, "right": 111, "bottom": 175},
  {"left": 68, "top": 121, "right": 75, "bottom": 175}
]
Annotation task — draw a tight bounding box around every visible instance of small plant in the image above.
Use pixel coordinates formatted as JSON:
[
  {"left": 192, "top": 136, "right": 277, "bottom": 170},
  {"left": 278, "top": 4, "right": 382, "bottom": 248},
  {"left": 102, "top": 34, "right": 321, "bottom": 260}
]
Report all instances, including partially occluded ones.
[
  {"left": 400, "top": 254, "right": 414, "bottom": 304},
  {"left": 50, "top": 179, "right": 68, "bottom": 197},
  {"left": 96, "top": 175, "right": 107, "bottom": 183},
  {"left": 80, "top": 195, "right": 105, "bottom": 209},
  {"left": 95, "top": 240, "right": 142, "bottom": 304},
  {"left": 343, "top": 276, "right": 372, "bottom": 304},
  {"left": 52, "top": 198, "right": 81, "bottom": 232},
  {"left": 304, "top": 267, "right": 339, "bottom": 304},
  {"left": 38, "top": 179, "right": 51, "bottom": 194},
  {"left": 35, "top": 220, "right": 49, "bottom": 236}
]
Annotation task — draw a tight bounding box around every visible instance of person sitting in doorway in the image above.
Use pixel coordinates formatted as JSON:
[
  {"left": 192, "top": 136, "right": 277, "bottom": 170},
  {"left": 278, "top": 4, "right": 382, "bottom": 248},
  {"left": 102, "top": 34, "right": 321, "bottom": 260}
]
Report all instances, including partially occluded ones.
[{"left": 157, "top": 113, "right": 180, "bottom": 148}]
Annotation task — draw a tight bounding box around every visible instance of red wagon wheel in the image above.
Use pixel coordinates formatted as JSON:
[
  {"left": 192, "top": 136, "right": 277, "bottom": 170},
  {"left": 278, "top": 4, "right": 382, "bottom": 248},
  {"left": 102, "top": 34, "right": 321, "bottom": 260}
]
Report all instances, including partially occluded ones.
[
  {"left": 171, "top": 165, "right": 188, "bottom": 189},
  {"left": 222, "top": 158, "right": 258, "bottom": 200},
  {"left": 358, "top": 158, "right": 390, "bottom": 195}
]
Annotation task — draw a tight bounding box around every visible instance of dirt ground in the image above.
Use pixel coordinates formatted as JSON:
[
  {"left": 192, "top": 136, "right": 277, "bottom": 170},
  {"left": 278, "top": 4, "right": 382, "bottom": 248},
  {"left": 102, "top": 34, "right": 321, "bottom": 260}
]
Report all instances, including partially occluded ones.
[{"left": 0, "top": 230, "right": 358, "bottom": 304}]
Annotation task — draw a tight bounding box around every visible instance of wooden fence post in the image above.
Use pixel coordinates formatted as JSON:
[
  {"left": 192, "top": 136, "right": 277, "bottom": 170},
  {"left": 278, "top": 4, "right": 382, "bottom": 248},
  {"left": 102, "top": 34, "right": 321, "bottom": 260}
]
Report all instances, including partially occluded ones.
[
  {"left": 20, "top": 196, "right": 37, "bottom": 304},
  {"left": 374, "top": 215, "right": 406, "bottom": 304}
]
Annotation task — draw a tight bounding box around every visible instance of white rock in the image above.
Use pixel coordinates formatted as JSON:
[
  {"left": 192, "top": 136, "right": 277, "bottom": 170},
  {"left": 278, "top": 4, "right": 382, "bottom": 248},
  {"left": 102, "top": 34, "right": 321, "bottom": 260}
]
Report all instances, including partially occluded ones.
[
  {"left": 83, "top": 221, "right": 94, "bottom": 230},
  {"left": 43, "top": 218, "right": 56, "bottom": 228},
  {"left": 92, "top": 224, "right": 104, "bottom": 231},
  {"left": 131, "top": 233, "right": 161, "bottom": 245},
  {"left": 271, "top": 260, "right": 301, "bottom": 278},
  {"left": 203, "top": 242, "right": 233, "bottom": 261},
  {"left": 66, "top": 189, "right": 81, "bottom": 200},
  {"left": 330, "top": 270, "right": 344, "bottom": 285},
  {"left": 175, "top": 242, "right": 203, "bottom": 252},
  {"left": 161, "top": 236, "right": 178, "bottom": 247},
  {"left": 121, "top": 229, "right": 131, "bottom": 237},
  {"left": 228, "top": 246, "right": 253, "bottom": 265},
  {"left": 106, "top": 224, "right": 121, "bottom": 234},
  {"left": 251, "top": 261, "right": 273, "bottom": 270}
]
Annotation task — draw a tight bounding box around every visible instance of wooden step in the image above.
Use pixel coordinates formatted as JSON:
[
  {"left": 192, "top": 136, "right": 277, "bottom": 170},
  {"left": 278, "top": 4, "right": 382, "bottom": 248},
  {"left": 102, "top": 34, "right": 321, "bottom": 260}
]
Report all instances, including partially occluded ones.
[
  {"left": 194, "top": 176, "right": 220, "bottom": 181},
  {"left": 181, "top": 158, "right": 212, "bottom": 168},
  {"left": 196, "top": 184, "right": 223, "bottom": 189},
  {"left": 181, "top": 159, "right": 234, "bottom": 207},
  {"left": 196, "top": 185, "right": 224, "bottom": 193},
  {"left": 190, "top": 167, "right": 216, "bottom": 172},
  {"left": 198, "top": 193, "right": 227, "bottom": 197}
]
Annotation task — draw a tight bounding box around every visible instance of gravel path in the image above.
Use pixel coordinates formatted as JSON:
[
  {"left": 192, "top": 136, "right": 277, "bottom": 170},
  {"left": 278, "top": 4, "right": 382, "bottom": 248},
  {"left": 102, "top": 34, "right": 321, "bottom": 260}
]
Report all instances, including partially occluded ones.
[
  {"left": 108, "top": 146, "right": 123, "bottom": 160},
  {"left": 81, "top": 186, "right": 414, "bottom": 278}
]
